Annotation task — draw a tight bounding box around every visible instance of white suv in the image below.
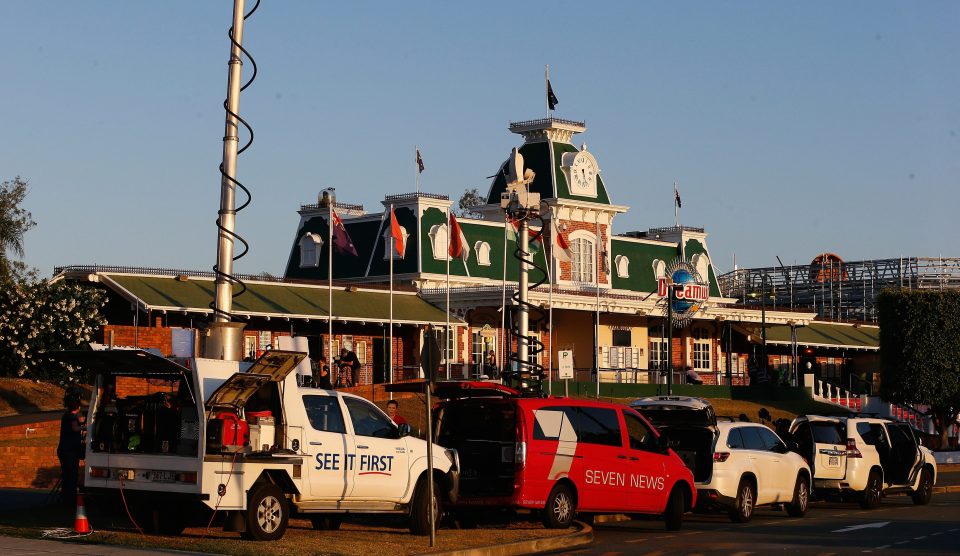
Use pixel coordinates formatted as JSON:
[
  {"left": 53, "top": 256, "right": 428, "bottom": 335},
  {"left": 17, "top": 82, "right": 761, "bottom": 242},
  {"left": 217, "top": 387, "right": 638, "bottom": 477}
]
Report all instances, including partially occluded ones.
[
  {"left": 789, "top": 415, "right": 937, "bottom": 508},
  {"left": 631, "top": 397, "right": 811, "bottom": 523}
]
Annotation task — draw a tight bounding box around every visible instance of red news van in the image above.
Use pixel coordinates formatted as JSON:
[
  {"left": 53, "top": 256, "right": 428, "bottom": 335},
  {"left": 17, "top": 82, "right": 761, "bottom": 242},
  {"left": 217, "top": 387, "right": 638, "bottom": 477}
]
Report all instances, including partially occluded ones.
[{"left": 433, "top": 382, "right": 696, "bottom": 529}]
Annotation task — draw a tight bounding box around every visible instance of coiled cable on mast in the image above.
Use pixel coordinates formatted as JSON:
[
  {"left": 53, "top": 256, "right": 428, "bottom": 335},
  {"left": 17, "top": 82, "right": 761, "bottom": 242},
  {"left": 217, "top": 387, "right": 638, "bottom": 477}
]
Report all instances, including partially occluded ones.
[
  {"left": 504, "top": 213, "right": 548, "bottom": 397},
  {"left": 211, "top": 0, "right": 260, "bottom": 321}
]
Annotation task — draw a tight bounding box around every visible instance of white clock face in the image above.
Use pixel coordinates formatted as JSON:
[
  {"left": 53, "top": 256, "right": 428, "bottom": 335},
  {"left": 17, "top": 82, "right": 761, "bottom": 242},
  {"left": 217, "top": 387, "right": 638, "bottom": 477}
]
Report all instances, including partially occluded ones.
[{"left": 570, "top": 153, "right": 598, "bottom": 196}]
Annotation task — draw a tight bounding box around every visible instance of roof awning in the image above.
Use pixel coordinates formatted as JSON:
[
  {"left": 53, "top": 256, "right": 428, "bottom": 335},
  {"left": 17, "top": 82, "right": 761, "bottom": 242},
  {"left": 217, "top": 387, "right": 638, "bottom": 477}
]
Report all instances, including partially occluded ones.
[
  {"left": 70, "top": 272, "right": 461, "bottom": 326},
  {"left": 735, "top": 322, "right": 879, "bottom": 351}
]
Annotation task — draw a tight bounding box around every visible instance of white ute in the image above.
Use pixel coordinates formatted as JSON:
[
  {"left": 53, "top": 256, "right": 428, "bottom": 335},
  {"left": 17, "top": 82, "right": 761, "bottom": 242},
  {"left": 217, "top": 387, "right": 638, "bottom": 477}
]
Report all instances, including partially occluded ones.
[{"left": 61, "top": 349, "right": 459, "bottom": 540}]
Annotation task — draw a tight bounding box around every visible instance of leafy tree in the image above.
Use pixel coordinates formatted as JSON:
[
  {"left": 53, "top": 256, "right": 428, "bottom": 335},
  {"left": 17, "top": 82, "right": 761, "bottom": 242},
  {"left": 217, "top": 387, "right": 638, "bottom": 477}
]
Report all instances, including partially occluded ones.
[
  {"left": 0, "top": 177, "right": 36, "bottom": 280},
  {"left": 455, "top": 187, "right": 486, "bottom": 218},
  {"left": 0, "top": 270, "right": 107, "bottom": 383},
  {"left": 877, "top": 289, "right": 960, "bottom": 447}
]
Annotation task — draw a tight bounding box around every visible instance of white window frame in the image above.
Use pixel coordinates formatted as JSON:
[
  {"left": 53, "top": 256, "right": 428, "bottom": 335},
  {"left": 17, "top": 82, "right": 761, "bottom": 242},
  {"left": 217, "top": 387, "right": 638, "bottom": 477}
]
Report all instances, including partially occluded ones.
[
  {"left": 356, "top": 341, "right": 367, "bottom": 365},
  {"left": 475, "top": 241, "right": 491, "bottom": 266},
  {"left": 615, "top": 254, "right": 630, "bottom": 278},
  {"left": 691, "top": 253, "right": 710, "bottom": 284},
  {"left": 298, "top": 233, "right": 324, "bottom": 268},
  {"left": 652, "top": 259, "right": 666, "bottom": 280},
  {"left": 692, "top": 328, "right": 711, "bottom": 371},
  {"left": 568, "top": 230, "right": 596, "bottom": 283},
  {"left": 383, "top": 226, "right": 409, "bottom": 260},
  {"left": 648, "top": 327, "right": 669, "bottom": 371},
  {"left": 428, "top": 224, "right": 449, "bottom": 261}
]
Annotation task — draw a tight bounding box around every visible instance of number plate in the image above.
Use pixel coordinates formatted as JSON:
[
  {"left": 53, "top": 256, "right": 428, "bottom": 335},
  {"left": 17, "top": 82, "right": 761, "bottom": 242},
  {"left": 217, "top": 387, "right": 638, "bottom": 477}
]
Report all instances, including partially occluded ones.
[
  {"left": 828, "top": 456, "right": 839, "bottom": 466},
  {"left": 151, "top": 470, "right": 177, "bottom": 482}
]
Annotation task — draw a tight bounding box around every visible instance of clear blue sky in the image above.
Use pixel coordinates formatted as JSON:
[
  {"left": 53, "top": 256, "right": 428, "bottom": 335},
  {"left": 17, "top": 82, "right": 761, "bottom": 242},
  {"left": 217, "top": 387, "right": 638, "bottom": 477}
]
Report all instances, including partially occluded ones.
[{"left": 2, "top": 1, "right": 957, "bottom": 277}]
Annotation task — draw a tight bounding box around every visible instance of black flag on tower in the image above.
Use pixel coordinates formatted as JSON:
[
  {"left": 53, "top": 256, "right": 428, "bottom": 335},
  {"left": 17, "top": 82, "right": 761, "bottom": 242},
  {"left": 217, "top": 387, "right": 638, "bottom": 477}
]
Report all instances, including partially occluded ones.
[{"left": 547, "top": 79, "right": 559, "bottom": 111}]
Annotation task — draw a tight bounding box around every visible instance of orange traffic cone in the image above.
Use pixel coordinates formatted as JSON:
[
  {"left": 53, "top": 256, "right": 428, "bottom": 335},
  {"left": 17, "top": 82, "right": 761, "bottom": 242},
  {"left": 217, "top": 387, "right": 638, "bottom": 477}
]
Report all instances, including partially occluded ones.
[{"left": 74, "top": 493, "right": 92, "bottom": 534}]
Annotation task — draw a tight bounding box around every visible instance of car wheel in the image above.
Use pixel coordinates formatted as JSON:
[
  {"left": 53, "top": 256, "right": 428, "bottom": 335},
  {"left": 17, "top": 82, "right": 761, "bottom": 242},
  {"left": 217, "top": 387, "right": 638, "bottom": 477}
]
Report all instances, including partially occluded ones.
[
  {"left": 859, "top": 470, "right": 883, "bottom": 509},
  {"left": 786, "top": 475, "right": 809, "bottom": 517},
  {"left": 410, "top": 476, "right": 441, "bottom": 536},
  {"left": 911, "top": 468, "right": 933, "bottom": 506},
  {"left": 541, "top": 484, "right": 576, "bottom": 529},
  {"left": 242, "top": 483, "right": 289, "bottom": 541},
  {"left": 310, "top": 515, "right": 343, "bottom": 530},
  {"left": 663, "top": 486, "right": 684, "bottom": 531},
  {"left": 729, "top": 478, "right": 755, "bottom": 523}
]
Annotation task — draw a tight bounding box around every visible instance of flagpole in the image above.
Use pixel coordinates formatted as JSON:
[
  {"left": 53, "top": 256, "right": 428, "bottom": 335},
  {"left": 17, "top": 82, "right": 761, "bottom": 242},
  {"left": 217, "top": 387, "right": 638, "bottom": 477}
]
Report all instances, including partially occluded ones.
[
  {"left": 389, "top": 204, "right": 395, "bottom": 388},
  {"left": 545, "top": 64, "right": 550, "bottom": 118},
  {"left": 547, "top": 215, "right": 555, "bottom": 397},
  {"left": 415, "top": 145, "right": 420, "bottom": 194},
  {"left": 445, "top": 207, "right": 452, "bottom": 380},
  {"left": 500, "top": 218, "right": 509, "bottom": 383},
  {"left": 595, "top": 213, "right": 601, "bottom": 399},
  {"left": 328, "top": 199, "right": 334, "bottom": 380},
  {"left": 674, "top": 181, "right": 679, "bottom": 228}
]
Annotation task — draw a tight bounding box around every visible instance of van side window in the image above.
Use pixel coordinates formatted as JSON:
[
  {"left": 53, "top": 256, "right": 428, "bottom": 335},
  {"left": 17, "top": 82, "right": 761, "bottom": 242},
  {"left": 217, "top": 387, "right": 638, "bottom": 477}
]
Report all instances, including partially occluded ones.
[
  {"left": 303, "top": 396, "right": 346, "bottom": 434},
  {"left": 726, "top": 428, "right": 745, "bottom": 449},
  {"left": 575, "top": 407, "right": 622, "bottom": 447},
  {"left": 756, "top": 426, "right": 786, "bottom": 452},
  {"left": 344, "top": 397, "right": 397, "bottom": 439},
  {"left": 856, "top": 422, "right": 885, "bottom": 445},
  {"left": 623, "top": 411, "right": 655, "bottom": 451},
  {"left": 532, "top": 407, "right": 575, "bottom": 441}
]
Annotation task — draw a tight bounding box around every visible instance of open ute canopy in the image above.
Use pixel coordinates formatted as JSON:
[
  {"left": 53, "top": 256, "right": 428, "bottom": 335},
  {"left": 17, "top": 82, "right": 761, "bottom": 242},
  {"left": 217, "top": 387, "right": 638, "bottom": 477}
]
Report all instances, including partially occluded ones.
[
  {"left": 44, "top": 349, "right": 190, "bottom": 377},
  {"left": 204, "top": 350, "right": 305, "bottom": 412},
  {"left": 385, "top": 380, "right": 520, "bottom": 399}
]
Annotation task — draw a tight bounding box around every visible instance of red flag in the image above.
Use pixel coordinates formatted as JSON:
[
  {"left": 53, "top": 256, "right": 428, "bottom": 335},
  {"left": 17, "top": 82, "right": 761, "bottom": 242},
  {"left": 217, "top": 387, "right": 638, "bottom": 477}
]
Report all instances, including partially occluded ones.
[
  {"left": 390, "top": 208, "right": 405, "bottom": 258},
  {"left": 448, "top": 213, "right": 469, "bottom": 262},
  {"left": 553, "top": 219, "right": 572, "bottom": 263}
]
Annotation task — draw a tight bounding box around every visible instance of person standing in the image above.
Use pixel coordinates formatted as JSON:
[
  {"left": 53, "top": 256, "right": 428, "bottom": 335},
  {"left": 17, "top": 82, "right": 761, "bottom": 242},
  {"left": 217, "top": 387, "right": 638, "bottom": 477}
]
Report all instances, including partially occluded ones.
[
  {"left": 386, "top": 399, "right": 408, "bottom": 425},
  {"left": 340, "top": 347, "right": 362, "bottom": 387},
  {"left": 57, "top": 395, "right": 86, "bottom": 505},
  {"left": 314, "top": 355, "right": 333, "bottom": 389},
  {"left": 484, "top": 349, "right": 497, "bottom": 378}
]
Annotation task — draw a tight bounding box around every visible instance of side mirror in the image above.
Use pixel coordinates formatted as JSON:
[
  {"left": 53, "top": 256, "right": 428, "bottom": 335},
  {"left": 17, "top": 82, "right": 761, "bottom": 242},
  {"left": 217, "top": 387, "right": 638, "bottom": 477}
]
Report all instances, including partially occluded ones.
[{"left": 397, "top": 423, "right": 412, "bottom": 438}]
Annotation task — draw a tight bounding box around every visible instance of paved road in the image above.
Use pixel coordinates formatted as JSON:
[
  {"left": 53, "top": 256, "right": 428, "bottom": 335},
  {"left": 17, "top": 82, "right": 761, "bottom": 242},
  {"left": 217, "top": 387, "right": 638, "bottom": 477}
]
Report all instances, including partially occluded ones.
[{"left": 554, "top": 493, "right": 960, "bottom": 555}]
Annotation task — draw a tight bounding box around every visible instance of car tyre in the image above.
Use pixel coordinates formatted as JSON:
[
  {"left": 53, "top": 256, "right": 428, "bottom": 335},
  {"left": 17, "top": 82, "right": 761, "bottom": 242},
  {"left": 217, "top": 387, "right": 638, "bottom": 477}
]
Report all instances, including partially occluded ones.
[
  {"left": 410, "top": 476, "right": 441, "bottom": 536},
  {"left": 786, "top": 475, "right": 809, "bottom": 517},
  {"left": 541, "top": 484, "right": 576, "bottom": 529},
  {"left": 859, "top": 470, "right": 883, "bottom": 509},
  {"left": 310, "top": 515, "right": 343, "bottom": 531},
  {"left": 729, "top": 478, "right": 755, "bottom": 523},
  {"left": 663, "top": 486, "right": 684, "bottom": 531},
  {"left": 242, "top": 483, "right": 288, "bottom": 541},
  {"left": 911, "top": 468, "right": 933, "bottom": 506}
]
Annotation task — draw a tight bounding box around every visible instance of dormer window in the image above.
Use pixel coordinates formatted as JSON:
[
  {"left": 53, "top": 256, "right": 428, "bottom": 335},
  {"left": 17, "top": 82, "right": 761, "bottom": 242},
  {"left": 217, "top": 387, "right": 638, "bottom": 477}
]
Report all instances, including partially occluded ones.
[
  {"left": 615, "top": 255, "right": 630, "bottom": 278},
  {"left": 652, "top": 259, "right": 666, "bottom": 280},
  {"left": 383, "top": 225, "right": 409, "bottom": 260},
  {"left": 475, "top": 241, "right": 491, "bottom": 266},
  {"left": 429, "top": 224, "right": 449, "bottom": 261},
  {"left": 299, "top": 233, "right": 323, "bottom": 268}
]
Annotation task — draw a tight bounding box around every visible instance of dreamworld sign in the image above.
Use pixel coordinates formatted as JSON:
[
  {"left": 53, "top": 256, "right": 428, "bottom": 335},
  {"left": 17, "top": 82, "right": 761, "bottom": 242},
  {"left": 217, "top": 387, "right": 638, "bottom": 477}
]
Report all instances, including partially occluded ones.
[{"left": 657, "top": 259, "right": 709, "bottom": 326}]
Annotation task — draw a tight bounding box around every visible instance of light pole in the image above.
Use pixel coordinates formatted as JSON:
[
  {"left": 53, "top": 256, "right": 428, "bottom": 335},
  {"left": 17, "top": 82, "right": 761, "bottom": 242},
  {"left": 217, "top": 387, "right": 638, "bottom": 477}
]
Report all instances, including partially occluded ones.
[{"left": 748, "top": 271, "right": 773, "bottom": 376}]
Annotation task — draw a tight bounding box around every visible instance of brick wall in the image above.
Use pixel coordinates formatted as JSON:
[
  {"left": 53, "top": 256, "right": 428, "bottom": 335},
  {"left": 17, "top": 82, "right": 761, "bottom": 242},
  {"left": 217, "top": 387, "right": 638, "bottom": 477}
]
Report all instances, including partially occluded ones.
[
  {"left": 556, "top": 220, "right": 609, "bottom": 285},
  {"left": 101, "top": 324, "right": 172, "bottom": 355},
  {"left": 0, "top": 416, "right": 75, "bottom": 489}
]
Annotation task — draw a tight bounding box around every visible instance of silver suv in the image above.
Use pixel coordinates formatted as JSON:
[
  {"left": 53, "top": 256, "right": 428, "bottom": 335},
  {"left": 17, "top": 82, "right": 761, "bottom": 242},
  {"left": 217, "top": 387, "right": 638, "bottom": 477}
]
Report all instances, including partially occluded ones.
[
  {"left": 789, "top": 415, "right": 937, "bottom": 508},
  {"left": 632, "top": 397, "right": 811, "bottom": 523}
]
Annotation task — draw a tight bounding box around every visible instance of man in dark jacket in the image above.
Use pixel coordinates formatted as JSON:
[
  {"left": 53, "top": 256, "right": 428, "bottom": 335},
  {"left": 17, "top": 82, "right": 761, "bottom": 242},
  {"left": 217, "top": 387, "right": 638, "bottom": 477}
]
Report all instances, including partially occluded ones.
[
  {"left": 339, "top": 348, "right": 362, "bottom": 386},
  {"left": 57, "top": 395, "right": 85, "bottom": 504}
]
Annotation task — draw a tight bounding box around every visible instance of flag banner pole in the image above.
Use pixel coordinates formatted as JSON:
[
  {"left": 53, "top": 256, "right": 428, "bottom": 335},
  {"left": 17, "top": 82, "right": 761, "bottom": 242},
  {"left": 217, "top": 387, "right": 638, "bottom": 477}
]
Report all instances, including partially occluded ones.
[
  {"left": 389, "top": 203, "right": 395, "bottom": 388},
  {"left": 500, "top": 218, "right": 509, "bottom": 382},
  {"left": 595, "top": 214, "right": 601, "bottom": 399},
  {"left": 545, "top": 64, "right": 549, "bottom": 118},
  {"left": 415, "top": 145, "right": 420, "bottom": 194},
  {"left": 547, "top": 215, "right": 555, "bottom": 396},
  {"left": 445, "top": 207, "right": 451, "bottom": 380},
  {"left": 328, "top": 201, "right": 334, "bottom": 376},
  {"left": 674, "top": 181, "right": 679, "bottom": 228}
]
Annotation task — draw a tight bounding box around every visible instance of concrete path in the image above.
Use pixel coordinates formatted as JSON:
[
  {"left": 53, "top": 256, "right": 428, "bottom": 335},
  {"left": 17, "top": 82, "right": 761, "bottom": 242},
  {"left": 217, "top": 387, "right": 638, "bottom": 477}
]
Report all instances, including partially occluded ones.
[{"left": 0, "top": 535, "right": 211, "bottom": 556}]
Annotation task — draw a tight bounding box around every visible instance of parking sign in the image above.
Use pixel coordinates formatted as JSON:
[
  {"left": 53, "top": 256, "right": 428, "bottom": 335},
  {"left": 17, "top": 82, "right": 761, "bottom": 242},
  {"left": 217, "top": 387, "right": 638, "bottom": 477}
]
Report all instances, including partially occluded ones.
[{"left": 557, "top": 350, "right": 574, "bottom": 380}]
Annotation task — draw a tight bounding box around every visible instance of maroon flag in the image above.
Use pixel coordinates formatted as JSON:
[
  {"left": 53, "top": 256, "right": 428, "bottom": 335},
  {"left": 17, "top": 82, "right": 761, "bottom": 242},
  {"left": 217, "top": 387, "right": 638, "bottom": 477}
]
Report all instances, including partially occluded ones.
[{"left": 331, "top": 208, "right": 358, "bottom": 256}]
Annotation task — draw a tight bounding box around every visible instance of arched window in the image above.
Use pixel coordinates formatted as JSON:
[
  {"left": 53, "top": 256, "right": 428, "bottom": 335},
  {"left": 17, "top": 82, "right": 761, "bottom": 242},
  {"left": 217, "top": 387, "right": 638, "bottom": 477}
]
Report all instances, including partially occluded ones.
[
  {"left": 428, "top": 224, "right": 449, "bottom": 261},
  {"left": 652, "top": 259, "right": 666, "bottom": 280},
  {"left": 615, "top": 255, "right": 630, "bottom": 278},
  {"left": 475, "top": 241, "right": 491, "bottom": 266},
  {"left": 299, "top": 233, "right": 323, "bottom": 268},
  {"left": 568, "top": 230, "right": 596, "bottom": 283},
  {"left": 383, "top": 225, "right": 409, "bottom": 260},
  {"left": 691, "top": 253, "right": 710, "bottom": 284}
]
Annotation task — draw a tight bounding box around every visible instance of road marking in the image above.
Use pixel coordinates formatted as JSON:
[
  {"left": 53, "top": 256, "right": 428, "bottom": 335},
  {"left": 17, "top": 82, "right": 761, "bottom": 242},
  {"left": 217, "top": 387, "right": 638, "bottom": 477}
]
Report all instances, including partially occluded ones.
[
  {"left": 931, "top": 532, "right": 942, "bottom": 536},
  {"left": 894, "top": 541, "right": 909, "bottom": 545},
  {"left": 949, "top": 528, "right": 959, "bottom": 532},
  {"left": 624, "top": 538, "right": 647, "bottom": 544},
  {"left": 654, "top": 535, "right": 675, "bottom": 539},
  {"left": 683, "top": 531, "right": 702, "bottom": 536},
  {"left": 914, "top": 536, "right": 927, "bottom": 540},
  {"left": 833, "top": 521, "right": 890, "bottom": 533},
  {"left": 875, "top": 545, "right": 890, "bottom": 550},
  {"left": 729, "top": 552, "right": 754, "bottom": 556}
]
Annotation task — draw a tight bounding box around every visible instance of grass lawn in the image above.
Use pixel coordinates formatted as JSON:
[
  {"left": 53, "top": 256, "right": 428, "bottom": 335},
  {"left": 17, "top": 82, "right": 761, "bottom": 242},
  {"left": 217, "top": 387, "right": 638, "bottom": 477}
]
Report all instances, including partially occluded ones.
[{"left": 0, "top": 500, "right": 565, "bottom": 556}]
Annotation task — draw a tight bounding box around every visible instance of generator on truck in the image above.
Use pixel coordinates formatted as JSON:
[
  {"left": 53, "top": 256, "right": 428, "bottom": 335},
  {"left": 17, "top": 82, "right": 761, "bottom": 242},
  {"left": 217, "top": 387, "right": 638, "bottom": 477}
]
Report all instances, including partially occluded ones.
[{"left": 54, "top": 349, "right": 458, "bottom": 540}]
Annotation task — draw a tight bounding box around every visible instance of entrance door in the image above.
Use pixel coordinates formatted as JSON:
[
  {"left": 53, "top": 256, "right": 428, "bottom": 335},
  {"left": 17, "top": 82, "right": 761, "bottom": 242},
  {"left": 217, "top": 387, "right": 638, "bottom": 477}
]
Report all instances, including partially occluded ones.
[
  {"left": 342, "top": 397, "right": 409, "bottom": 501},
  {"left": 372, "top": 338, "right": 387, "bottom": 384}
]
